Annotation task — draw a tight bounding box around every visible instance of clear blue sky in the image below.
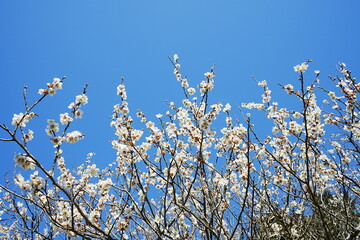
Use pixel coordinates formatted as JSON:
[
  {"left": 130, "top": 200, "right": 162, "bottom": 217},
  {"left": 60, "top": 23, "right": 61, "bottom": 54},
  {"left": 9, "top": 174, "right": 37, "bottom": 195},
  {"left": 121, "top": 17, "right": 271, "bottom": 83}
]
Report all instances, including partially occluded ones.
[{"left": 1, "top": 1, "right": 360, "bottom": 174}]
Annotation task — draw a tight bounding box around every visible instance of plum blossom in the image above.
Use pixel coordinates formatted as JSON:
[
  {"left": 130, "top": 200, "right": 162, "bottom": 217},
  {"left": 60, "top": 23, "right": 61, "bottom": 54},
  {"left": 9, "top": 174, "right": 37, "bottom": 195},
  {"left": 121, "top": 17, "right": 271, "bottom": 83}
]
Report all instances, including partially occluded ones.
[
  {"left": 46, "top": 119, "right": 59, "bottom": 136},
  {"left": 22, "top": 129, "right": 34, "bottom": 142},
  {"left": 11, "top": 112, "right": 35, "bottom": 127},
  {"left": 204, "top": 71, "right": 215, "bottom": 79},
  {"left": 293, "top": 62, "right": 309, "bottom": 73},
  {"left": 50, "top": 136, "right": 63, "bottom": 146},
  {"left": 75, "top": 94, "right": 88, "bottom": 105},
  {"left": 187, "top": 87, "right": 196, "bottom": 95},
  {"left": 173, "top": 54, "right": 179, "bottom": 62},
  {"left": 59, "top": 112, "right": 73, "bottom": 125},
  {"left": 258, "top": 80, "right": 267, "bottom": 87},
  {"left": 14, "top": 154, "right": 35, "bottom": 171},
  {"left": 14, "top": 174, "right": 31, "bottom": 190},
  {"left": 117, "top": 84, "right": 127, "bottom": 99},
  {"left": 30, "top": 171, "right": 45, "bottom": 189},
  {"left": 38, "top": 77, "right": 63, "bottom": 96},
  {"left": 283, "top": 84, "right": 294, "bottom": 94},
  {"left": 11, "top": 113, "right": 26, "bottom": 127},
  {"left": 64, "top": 130, "right": 84, "bottom": 143},
  {"left": 223, "top": 103, "right": 231, "bottom": 113},
  {"left": 74, "top": 109, "right": 83, "bottom": 119}
]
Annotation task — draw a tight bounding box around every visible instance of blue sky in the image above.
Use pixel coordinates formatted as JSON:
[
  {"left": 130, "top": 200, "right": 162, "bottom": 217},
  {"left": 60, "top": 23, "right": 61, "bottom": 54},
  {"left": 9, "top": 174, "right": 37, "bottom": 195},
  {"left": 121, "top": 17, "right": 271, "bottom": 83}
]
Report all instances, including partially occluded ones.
[{"left": 1, "top": 1, "right": 360, "bottom": 174}]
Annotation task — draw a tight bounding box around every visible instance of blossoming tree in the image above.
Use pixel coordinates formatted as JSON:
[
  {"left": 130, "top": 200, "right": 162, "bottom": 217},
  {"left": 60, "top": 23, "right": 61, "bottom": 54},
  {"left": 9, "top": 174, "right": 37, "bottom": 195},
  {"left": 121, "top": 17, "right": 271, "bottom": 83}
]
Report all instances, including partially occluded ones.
[{"left": 0, "top": 56, "right": 359, "bottom": 239}]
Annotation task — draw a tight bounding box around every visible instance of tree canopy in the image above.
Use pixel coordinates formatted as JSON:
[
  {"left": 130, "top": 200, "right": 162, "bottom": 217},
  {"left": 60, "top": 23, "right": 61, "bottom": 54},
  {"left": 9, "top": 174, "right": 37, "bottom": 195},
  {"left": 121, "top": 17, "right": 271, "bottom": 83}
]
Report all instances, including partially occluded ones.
[{"left": 1, "top": 57, "right": 359, "bottom": 239}]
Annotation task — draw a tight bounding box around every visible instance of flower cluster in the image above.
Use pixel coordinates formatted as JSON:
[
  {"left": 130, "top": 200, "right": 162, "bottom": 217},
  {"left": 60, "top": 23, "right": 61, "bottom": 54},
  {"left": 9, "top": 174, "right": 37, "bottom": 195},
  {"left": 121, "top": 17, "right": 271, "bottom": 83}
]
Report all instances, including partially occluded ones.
[
  {"left": 45, "top": 119, "right": 59, "bottom": 136},
  {"left": 198, "top": 71, "right": 215, "bottom": 95},
  {"left": 11, "top": 112, "right": 36, "bottom": 127},
  {"left": 293, "top": 61, "right": 309, "bottom": 73},
  {"left": 59, "top": 112, "right": 73, "bottom": 125},
  {"left": 64, "top": 130, "right": 84, "bottom": 143},
  {"left": 14, "top": 154, "right": 35, "bottom": 171},
  {"left": 38, "top": 77, "right": 63, "bottom": 96},
  {"left": 68, "top": 93, "right": 88, "bottom": 115}
]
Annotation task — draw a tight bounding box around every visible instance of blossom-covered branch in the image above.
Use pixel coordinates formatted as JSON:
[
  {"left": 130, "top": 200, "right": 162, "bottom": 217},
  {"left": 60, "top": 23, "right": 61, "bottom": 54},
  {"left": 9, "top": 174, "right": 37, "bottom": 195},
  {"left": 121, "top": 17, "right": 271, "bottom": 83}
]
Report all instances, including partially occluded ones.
[{"left": 0, "top": 57, "right": 359, "bottom": 239}]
